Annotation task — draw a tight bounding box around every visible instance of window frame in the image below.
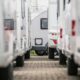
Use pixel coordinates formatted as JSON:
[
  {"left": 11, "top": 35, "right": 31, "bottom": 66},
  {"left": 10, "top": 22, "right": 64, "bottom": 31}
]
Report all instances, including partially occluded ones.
[
  {"left": 68, "top": 0, "right": 71, "bottom": 3},
  {"left": 4, "top": 19, "right": 14, "bottom": 30},
  {"left": 63, "top": 0, "right": 66, "bottom": 10},
  {"left": 40, "top": 18, "right": 48, "bottom": 29}
]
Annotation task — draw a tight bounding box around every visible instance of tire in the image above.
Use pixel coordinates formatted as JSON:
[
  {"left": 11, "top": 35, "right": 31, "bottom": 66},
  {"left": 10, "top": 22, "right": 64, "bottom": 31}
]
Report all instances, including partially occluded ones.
[
  {"left": 16, "top": 56, "right": 24, "bottom": 67},
  {"left": 25, "top": 50, "right": 30, "bottom": 59},
  {"left": 44, "top": 51, "right": 48, "bottom": 55},
  {"left": 59, "top": 50, "right": 67, "bottom": 65},
  {"left": 48, "top": 48, "right": 55, "bottom": 59},
  {"left": 0, "top": 63, "right": 13, "bottom": 80},
  {"left": 68, "top": 57, "right": 78, "bottom": 76}
]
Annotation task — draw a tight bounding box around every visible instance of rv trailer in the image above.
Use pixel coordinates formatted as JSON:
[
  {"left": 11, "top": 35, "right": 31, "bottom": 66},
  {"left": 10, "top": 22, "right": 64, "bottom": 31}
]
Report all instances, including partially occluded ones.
[
  {"left": 48, "top": 0, "right": 59, "bottom": 59},
  {"left": 0, "top": 0, "right": 15, "bottom": 79},
  {"left": 0, "top": 0, "right": 31, "bottom": 79},
  {"left": 57, "top": 0, "right": 80, "bottom": 75},
  {"left": 31, "top": 11, "right": 48, "bottom": 56}
]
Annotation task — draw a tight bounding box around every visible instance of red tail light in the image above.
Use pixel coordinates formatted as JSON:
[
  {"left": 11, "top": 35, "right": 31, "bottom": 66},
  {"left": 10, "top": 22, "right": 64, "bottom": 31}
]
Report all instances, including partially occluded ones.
[
  {"left": 52, "top": 33, "right": 54, "bottom": 35},
  {"left": 53, "top": 40, "right": 57, "bottom": 44},
  {"left": 60, "top": 28, "right": 63, "bottom": 38},
  {"left": 71, "top": 20, "right": 76, "bottom": 36}
]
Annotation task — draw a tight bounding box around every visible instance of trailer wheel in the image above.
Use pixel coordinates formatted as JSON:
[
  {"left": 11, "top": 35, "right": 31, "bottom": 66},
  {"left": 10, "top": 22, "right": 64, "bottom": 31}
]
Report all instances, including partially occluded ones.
[
  {"left": 16, "top": 56, "right": 24, "bottom": 67},
  {"left": 48, "top": 48, "right": 54, "bottom": 59},
  {"left": 0, "top": 63, "right": 13, "bottom": 80},
  {"left": 25, "top": 50, "right": 30, "bottom": 59},
  {"left": 59, "top": 50, "right": 66, "bottom": 65},
  {"left": 68, "top": 57, "right": 78, "bottom": 76}
]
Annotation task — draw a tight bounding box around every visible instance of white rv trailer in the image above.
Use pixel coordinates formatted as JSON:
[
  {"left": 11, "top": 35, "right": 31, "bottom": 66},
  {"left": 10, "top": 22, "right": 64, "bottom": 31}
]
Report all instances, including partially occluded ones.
[
  {"left": 3, "top": 0, "right": 26, "bottom": 68},
  {"left": 58, "top": 0, "right": 80, "bottom": 75},
  {"left": 31, "top": 11, "right": 48, "bottom": 56},
  {"left": 13, "top": 0, "right": 25, "bottom": 67},
  {"left": 0, "top": 0, "right": 14, "bottom": 79},
  {"left": 14, "top": 0, "right": 31, "bottom": 65},
  {"left": 0, "top": 0, "right": 30, "bottom": 79},
  {"left": 48, "top": 0, "right": 59, "bottom": 59}
]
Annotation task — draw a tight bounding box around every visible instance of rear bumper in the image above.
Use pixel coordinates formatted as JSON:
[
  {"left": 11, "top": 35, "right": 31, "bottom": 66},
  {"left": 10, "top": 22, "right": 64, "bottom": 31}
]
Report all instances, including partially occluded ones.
[{"left": 31, "top": 46, "right": 47, "bottom": 52}]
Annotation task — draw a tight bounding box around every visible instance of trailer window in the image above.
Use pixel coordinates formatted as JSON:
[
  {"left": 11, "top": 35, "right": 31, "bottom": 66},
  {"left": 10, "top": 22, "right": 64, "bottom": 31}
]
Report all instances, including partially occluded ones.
[
  {"left": 68, "top": 0, "right": 71, "bottom": 3},
  {"left": 21, "top": 0, "right": 25, "bottom": 19},
  {"left": 57, "top": 0, "right": 60, "bottom": 18},
  {"left": 63, "top": 0, "right": 66, "bottom": 10},
  {"left": 4, "top": 19, "right": 14, "bottom": 30},
  {"left": 40, "top": 18, "right": 48, "bottom": 29}
]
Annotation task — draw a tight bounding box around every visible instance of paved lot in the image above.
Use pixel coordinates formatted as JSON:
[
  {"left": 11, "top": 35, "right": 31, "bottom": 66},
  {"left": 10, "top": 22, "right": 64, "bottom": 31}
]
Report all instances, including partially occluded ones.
[{"left": 14, "top": 56, "right": 80, "bottom": 80}]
